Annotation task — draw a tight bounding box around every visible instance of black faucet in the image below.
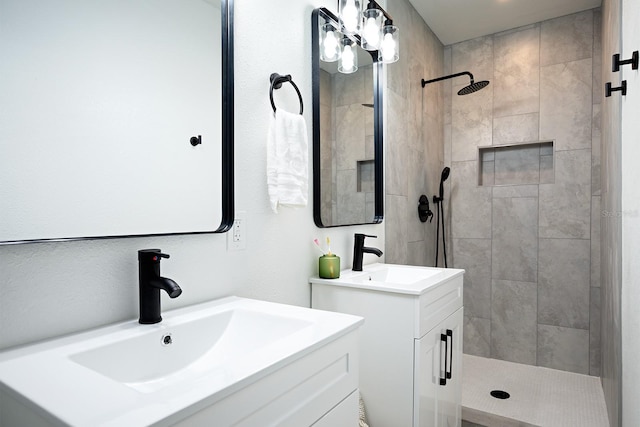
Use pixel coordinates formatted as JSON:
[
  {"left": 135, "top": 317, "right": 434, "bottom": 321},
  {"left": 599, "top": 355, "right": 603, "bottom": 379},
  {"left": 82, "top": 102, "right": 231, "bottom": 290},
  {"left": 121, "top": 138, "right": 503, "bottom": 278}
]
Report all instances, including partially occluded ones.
[
  {"left": 138, "top": 249, "right": 182, "bottom": 324},
  {"left": 352, "top": 234, "right": 383, "bottom": 271}
]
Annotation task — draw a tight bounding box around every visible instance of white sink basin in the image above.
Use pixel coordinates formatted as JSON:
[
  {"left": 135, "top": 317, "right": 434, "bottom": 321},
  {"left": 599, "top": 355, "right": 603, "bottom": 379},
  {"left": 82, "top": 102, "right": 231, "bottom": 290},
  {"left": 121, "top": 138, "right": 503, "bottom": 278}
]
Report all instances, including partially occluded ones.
[
  {"left": 70, "top": 308, "right": 313, "bottom": 393},
  {"left": 312, "top": 263, "right": 464, "bottom": 295},
  {"left": 0, "top": 296, "right": 363, "bottom": 426},
  {"left": 357, "top": 264, "right": 444, "bottom": 285}
]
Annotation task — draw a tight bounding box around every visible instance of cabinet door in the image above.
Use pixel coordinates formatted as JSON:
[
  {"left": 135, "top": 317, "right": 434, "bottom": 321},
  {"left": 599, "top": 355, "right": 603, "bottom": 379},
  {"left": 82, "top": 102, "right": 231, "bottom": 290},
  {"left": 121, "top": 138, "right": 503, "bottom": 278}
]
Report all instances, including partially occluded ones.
[
  {"left": 414, "top": 307, "right": 463, "bottom": 427},
  {"left": 414, "top": 323, "right": 441, "bottom": 426},
  {"left": 437, "top": 307, "right": 462, "bottom": 427}
]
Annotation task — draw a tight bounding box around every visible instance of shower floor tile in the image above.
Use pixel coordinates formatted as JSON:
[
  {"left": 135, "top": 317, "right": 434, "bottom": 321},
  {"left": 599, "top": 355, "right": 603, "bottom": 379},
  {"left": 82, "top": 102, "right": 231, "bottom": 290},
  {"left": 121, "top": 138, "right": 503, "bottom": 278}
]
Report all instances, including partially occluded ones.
[{"left": 462, "top": 354, "right": 609, "bottom": 427}]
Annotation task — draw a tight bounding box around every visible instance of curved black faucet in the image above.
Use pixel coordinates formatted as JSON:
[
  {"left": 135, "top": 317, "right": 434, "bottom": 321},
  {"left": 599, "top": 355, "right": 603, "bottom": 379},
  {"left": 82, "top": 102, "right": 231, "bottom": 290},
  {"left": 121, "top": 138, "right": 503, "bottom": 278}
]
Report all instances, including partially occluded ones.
[
  {"left": 138, "top": 249, "right": 182, "bottom": 324},
  {"left": 352, "top": 234, "right": 383, "bottom": 271}
]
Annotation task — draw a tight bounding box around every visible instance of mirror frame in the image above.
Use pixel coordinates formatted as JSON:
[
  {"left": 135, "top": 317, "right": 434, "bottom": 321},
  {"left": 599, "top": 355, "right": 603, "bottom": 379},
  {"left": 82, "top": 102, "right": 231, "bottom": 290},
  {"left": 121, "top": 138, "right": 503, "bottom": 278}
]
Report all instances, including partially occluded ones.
[
  {"left": 312, "top": 7, "right": 383, "bottom": 228},
  {"left": 1, "top": 0, "right": 234, "bottom": 245}
]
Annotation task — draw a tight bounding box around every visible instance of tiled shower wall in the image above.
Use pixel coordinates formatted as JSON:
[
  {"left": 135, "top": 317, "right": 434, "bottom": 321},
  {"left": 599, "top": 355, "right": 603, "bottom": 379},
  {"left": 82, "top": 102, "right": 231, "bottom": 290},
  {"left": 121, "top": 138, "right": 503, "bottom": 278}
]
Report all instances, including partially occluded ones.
[
  {"left": 384, "top": 0, "right": 445, "bottom": 266},
  {"left": 445, "top": 9, "right": 602, "bottom": 375}
]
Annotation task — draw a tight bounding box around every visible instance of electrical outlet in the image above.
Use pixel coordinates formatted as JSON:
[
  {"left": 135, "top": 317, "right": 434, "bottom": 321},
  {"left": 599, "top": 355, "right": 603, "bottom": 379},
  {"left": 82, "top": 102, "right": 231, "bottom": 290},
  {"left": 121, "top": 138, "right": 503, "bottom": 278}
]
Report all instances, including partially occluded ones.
[{"left": 227, "top": 211, "right": 246, "bottom": 251}]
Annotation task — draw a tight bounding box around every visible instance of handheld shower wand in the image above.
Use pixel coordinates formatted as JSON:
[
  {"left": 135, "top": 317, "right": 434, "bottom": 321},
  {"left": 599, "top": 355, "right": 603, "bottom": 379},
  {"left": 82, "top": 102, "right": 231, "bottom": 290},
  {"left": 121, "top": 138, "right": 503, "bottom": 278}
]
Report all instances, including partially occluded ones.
[
  {"left": 434, "top": 167, "right": 450, "bottom": 267},
  {"left": 439, "top": 167, "right": 450, "bottom": 200}
]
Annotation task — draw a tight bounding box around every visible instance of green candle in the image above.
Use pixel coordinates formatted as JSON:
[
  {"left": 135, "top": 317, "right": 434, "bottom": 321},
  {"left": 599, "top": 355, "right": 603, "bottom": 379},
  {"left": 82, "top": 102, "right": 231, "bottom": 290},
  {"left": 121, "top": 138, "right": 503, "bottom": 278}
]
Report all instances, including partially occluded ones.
[{"left": 319, "top": 255, "right": 340, "bottom": 279}]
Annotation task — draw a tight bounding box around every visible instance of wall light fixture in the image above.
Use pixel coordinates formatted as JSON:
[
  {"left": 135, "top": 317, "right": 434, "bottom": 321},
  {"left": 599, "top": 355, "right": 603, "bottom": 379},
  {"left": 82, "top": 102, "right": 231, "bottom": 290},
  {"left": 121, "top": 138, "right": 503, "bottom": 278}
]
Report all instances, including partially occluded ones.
[{"left": 320, "top": 0, "right": 398, "bottom": 73}]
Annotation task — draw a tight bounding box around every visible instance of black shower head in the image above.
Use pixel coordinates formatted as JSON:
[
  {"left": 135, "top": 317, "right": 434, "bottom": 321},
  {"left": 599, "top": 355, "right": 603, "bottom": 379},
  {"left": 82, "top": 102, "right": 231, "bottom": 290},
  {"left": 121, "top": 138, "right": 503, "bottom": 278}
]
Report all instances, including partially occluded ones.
[
  {"left": 457, "top": 79, "right": 490, "bottom": 95},
  {"left": 421, "top": 71, "right": 490, "bottom": 96}
]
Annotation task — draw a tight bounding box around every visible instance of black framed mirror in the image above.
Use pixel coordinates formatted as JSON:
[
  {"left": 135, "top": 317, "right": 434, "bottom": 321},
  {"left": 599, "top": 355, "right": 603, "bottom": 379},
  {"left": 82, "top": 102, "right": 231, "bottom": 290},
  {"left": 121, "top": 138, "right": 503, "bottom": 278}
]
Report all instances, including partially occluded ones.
[
  {"left": 312, "top": 7, "right": 383, "bottom": 228},
  {"left": 0, "top": 0, "right": 234, "bottom": 244}
]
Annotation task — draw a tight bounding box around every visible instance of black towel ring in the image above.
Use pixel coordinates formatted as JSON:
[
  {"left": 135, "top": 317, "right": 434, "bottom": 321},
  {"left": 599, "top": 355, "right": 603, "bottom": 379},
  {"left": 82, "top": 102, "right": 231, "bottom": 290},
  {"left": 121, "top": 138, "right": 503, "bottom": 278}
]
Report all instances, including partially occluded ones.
[{"left": 269, "top": 73, "right": 303, "bottom": 115}]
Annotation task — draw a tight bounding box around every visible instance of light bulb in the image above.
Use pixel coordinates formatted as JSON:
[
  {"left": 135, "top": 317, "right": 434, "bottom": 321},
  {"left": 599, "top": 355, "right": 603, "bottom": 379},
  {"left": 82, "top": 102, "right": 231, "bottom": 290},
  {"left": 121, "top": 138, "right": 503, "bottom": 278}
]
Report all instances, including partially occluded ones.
[
  {"left": 342, "top": 0, "right": 359, "bottom": 33},
  {"left": 381, "top": 32, "right": 396, "bottom": 62},
  {"left": 342, "top": 45, "right": 355, "bottom": 71},
  {"left": 363, "top": 17, "right": 380, "bottom": 48},
  {"left": 324, "top": 30, "right": 339, "bottom": 59}
]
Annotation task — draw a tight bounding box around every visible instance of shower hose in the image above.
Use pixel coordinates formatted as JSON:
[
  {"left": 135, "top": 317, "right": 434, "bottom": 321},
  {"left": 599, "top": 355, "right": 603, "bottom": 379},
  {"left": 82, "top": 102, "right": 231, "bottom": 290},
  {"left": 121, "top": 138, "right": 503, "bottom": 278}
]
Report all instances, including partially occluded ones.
[{"left": 434, "top": 195, "right": 448, "bottom": 268}]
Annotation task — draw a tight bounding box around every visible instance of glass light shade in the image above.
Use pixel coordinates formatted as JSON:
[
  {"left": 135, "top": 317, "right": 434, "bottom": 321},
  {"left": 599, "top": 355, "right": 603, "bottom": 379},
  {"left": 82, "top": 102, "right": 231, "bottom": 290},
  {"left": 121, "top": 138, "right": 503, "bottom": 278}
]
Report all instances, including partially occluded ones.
[
  {"left": 339, "top": 0, "right": 361, "bottom": 35},
  {"left": 338, "top": 38, "right": 358, "bottom": 74},
  {"left": 361, "top": 7, "right": 382, "bottom": 51},
  {"left": 320, "top": 23, "right": 341, "bottom": 62},
  {"left": 379, "top": 24, "right": 399, "bottom": 64}
]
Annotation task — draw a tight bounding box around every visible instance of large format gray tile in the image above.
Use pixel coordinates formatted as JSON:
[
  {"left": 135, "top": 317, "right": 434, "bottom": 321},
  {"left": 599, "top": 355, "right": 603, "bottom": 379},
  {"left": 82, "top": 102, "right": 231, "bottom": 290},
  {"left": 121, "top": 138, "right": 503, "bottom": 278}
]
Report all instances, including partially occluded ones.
[
  {"left": 335, "top": 104, "right": 365, "bottom": 170},
  {"left": 539, "top": 182, "right": 591, "bottom": 239},
  {"left": 493, "top": 113, "right": 539, "bottom": 145},
  {"left": 592, "top": 103, "right": 602, "bottom": 196},
  {"left": 591, "top": 196, "right": 601, "bottom": 288},
  {"left": 592, "top": 9, "right": 602, "bottom": 105},
  {"left": 385, "top": 194, "right": 408, "bottom": 264},
  {"left": 493, "top": 146, "right": 541, "bottom": 186},
  {"left": 493, "top": 27, "right": 540, "bottom": 117},
  {"left": 491, "top": 279, "right": 538, "bottom": 365},
  {"left": 407, "top": 240, "right": 427, "bottom": 267},
  {"left": 451, "top": 36, "right": 494, "bottom": 83},
  {"left": 540, "top": 10, "right": 594, "bottom": 67},
  {"left": 464, "top": 316, "right": 491, "bottom": 357},
  {"left": 451, "top": 161, "right": 492, "bottom": 238},
  {"left": 407, "top": 146, "right": 427, "bottom": 243},
  {"left": 540, "top": 58, "right": 593, "bottom": 152},
  {"left": 492, "top": 197, "right": 538, "bottom": 282},
  {"left": 538, "top": 238, "right": 591, "bottom": 329},
  {"left": 336, "top": 169, "right": 365, "bottom": 224},
  {"left": 452, "top": 85, "right": 493, "bottom": 162},
  {"left": 538, "top": 324, "right": 590, "bottom": 374},
  {"left": 385, "top": 89, "right": 408, "bottom": 196},
  {"left": 590, "top": 287, "right": 601, "bottom": 376},
  {"left": 333, "top": 67, "right": 365, "bottom": 106},
  {"left": 539, "top": 149, "right": 591, "bottom": 239},
  {"left": 493, "top": 184, "right": 538, "bottom": 198},
  {"left": 554, "top": 148, "right": 592, "bottom": 185},
  {"left": 454, "top": 238, "right": 492, "bottom": 318}
]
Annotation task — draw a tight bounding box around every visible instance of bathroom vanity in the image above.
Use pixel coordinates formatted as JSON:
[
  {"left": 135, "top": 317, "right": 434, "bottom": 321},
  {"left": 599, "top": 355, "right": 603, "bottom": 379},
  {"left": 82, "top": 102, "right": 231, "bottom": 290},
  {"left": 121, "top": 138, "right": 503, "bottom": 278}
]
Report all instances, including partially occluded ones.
[
  {"left": 311, "top": 263, "right": 464, "bottom": 426},
  {"left": 0, "top": 297, "right": 363, "bottom": 426}
]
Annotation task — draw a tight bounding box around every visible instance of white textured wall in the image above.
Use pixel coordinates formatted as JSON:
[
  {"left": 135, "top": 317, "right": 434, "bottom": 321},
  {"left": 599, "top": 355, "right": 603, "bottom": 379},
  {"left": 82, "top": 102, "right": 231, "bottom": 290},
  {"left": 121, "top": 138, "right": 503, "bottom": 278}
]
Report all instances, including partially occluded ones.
[
  {"left": 620, "top": 0, "right": 640, "bottom": 424},
  {"left": 0, "top": 0, "right": 384, "bottom": 350}
]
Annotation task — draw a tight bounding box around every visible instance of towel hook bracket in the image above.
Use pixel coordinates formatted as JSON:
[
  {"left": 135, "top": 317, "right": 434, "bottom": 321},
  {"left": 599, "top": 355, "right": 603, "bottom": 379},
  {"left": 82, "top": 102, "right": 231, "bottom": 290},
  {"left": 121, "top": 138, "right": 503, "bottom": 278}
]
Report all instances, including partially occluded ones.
[{"left": 270, "top": 73, "right": 304, "bottom": 115}]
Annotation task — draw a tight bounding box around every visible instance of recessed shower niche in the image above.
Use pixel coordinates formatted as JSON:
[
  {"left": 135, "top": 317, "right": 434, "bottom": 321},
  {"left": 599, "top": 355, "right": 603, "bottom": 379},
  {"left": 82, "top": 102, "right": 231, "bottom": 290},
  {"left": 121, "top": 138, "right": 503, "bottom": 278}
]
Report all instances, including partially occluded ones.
[{"left": 479, "top": 141, "right": 554, "bottom": 186}]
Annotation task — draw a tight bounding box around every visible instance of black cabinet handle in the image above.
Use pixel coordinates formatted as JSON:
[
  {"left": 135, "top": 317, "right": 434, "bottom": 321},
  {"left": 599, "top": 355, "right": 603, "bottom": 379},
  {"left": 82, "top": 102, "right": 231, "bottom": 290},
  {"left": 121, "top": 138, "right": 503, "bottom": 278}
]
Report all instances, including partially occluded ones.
[
  {"left": 440, "top": 333, "right": 448, "bottom": 386},
  {"left": 446, "top": 329, "right": 453, "bottom": 380}
]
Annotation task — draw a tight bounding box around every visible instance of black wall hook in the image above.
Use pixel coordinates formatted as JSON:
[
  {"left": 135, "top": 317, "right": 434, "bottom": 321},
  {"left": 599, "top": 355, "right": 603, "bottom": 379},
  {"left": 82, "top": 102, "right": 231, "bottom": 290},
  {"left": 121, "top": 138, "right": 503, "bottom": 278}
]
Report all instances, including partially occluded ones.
[
  {"left": 612, "top": 51, "right": 639, "bottom": 72},
  {"left": 269, "top": 73, "right": 303, "bottom": 115},
  {"left": 190, "top": 135, "right": 202, "bottom": 146},
  {"left": 605, "top": 80, "right": 627, "bottom": 97}
]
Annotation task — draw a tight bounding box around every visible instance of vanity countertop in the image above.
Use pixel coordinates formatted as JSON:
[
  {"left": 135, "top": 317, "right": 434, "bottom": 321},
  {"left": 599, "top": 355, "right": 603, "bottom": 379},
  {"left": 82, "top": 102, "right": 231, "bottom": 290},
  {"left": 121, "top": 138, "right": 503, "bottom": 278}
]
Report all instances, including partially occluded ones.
[{"left": 310, "top": 263, "right": 464, "bottom": 295}]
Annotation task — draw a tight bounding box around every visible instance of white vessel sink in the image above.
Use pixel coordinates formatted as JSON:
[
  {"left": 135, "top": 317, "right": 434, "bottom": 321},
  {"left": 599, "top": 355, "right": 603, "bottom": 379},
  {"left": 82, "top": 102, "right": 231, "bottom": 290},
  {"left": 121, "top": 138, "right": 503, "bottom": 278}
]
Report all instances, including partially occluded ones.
[
  {"left": 0, "top": 296, "right": 363, "bottom": 426},
  {"left": 312, "top": 263, "right": 462, "bottom": 295}
]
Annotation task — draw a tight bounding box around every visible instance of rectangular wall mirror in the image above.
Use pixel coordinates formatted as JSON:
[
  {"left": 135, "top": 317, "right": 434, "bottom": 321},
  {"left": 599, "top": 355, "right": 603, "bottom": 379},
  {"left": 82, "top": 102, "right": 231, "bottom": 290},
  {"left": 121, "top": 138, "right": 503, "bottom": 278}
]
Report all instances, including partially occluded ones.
[
  {"left": 312, "top": 7, "right": 383, "bottom": 228},
  {"left": 0, "top": 0, "right": 234, "bottom": 244}
]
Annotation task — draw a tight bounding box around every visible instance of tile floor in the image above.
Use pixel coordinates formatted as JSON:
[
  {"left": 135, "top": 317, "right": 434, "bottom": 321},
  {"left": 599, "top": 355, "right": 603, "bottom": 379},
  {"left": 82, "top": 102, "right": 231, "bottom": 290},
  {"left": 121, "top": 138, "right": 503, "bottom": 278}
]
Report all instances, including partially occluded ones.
[{"left": 462, "top": 354, "right": 609, "bottom": 427}]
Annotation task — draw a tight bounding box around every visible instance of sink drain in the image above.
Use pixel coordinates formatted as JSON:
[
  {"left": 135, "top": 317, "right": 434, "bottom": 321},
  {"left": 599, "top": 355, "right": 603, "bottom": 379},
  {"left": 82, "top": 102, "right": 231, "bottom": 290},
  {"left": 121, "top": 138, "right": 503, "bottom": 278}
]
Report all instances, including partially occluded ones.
[
  {"left": 161, "top": 333, "right": 173, "bottom": 346},
  {"left": 490, "top": 390, "right": 510, "bottom": 399}
]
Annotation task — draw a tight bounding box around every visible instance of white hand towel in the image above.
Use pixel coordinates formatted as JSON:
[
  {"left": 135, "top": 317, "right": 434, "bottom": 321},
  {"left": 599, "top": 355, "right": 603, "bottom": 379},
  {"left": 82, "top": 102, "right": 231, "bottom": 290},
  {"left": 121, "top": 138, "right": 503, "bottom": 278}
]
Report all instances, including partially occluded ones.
[{"left": 267, "top": 109, "right": 308, "bottom": 213}]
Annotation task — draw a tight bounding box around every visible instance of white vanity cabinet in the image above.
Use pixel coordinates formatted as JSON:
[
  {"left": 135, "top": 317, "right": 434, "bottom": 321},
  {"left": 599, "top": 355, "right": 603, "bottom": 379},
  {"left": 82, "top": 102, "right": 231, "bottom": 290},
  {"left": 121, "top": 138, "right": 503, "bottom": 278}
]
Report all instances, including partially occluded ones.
[{"left": 311, "top": 264, "right": 464, "bottom": 427}]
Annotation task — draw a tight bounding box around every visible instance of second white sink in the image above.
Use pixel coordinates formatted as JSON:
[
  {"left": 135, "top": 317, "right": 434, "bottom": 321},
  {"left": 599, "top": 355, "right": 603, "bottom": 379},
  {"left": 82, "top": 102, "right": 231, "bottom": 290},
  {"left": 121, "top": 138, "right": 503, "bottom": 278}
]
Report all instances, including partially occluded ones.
[{"left": 313, "top": 263, "right": 460, "bottom": 295}]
